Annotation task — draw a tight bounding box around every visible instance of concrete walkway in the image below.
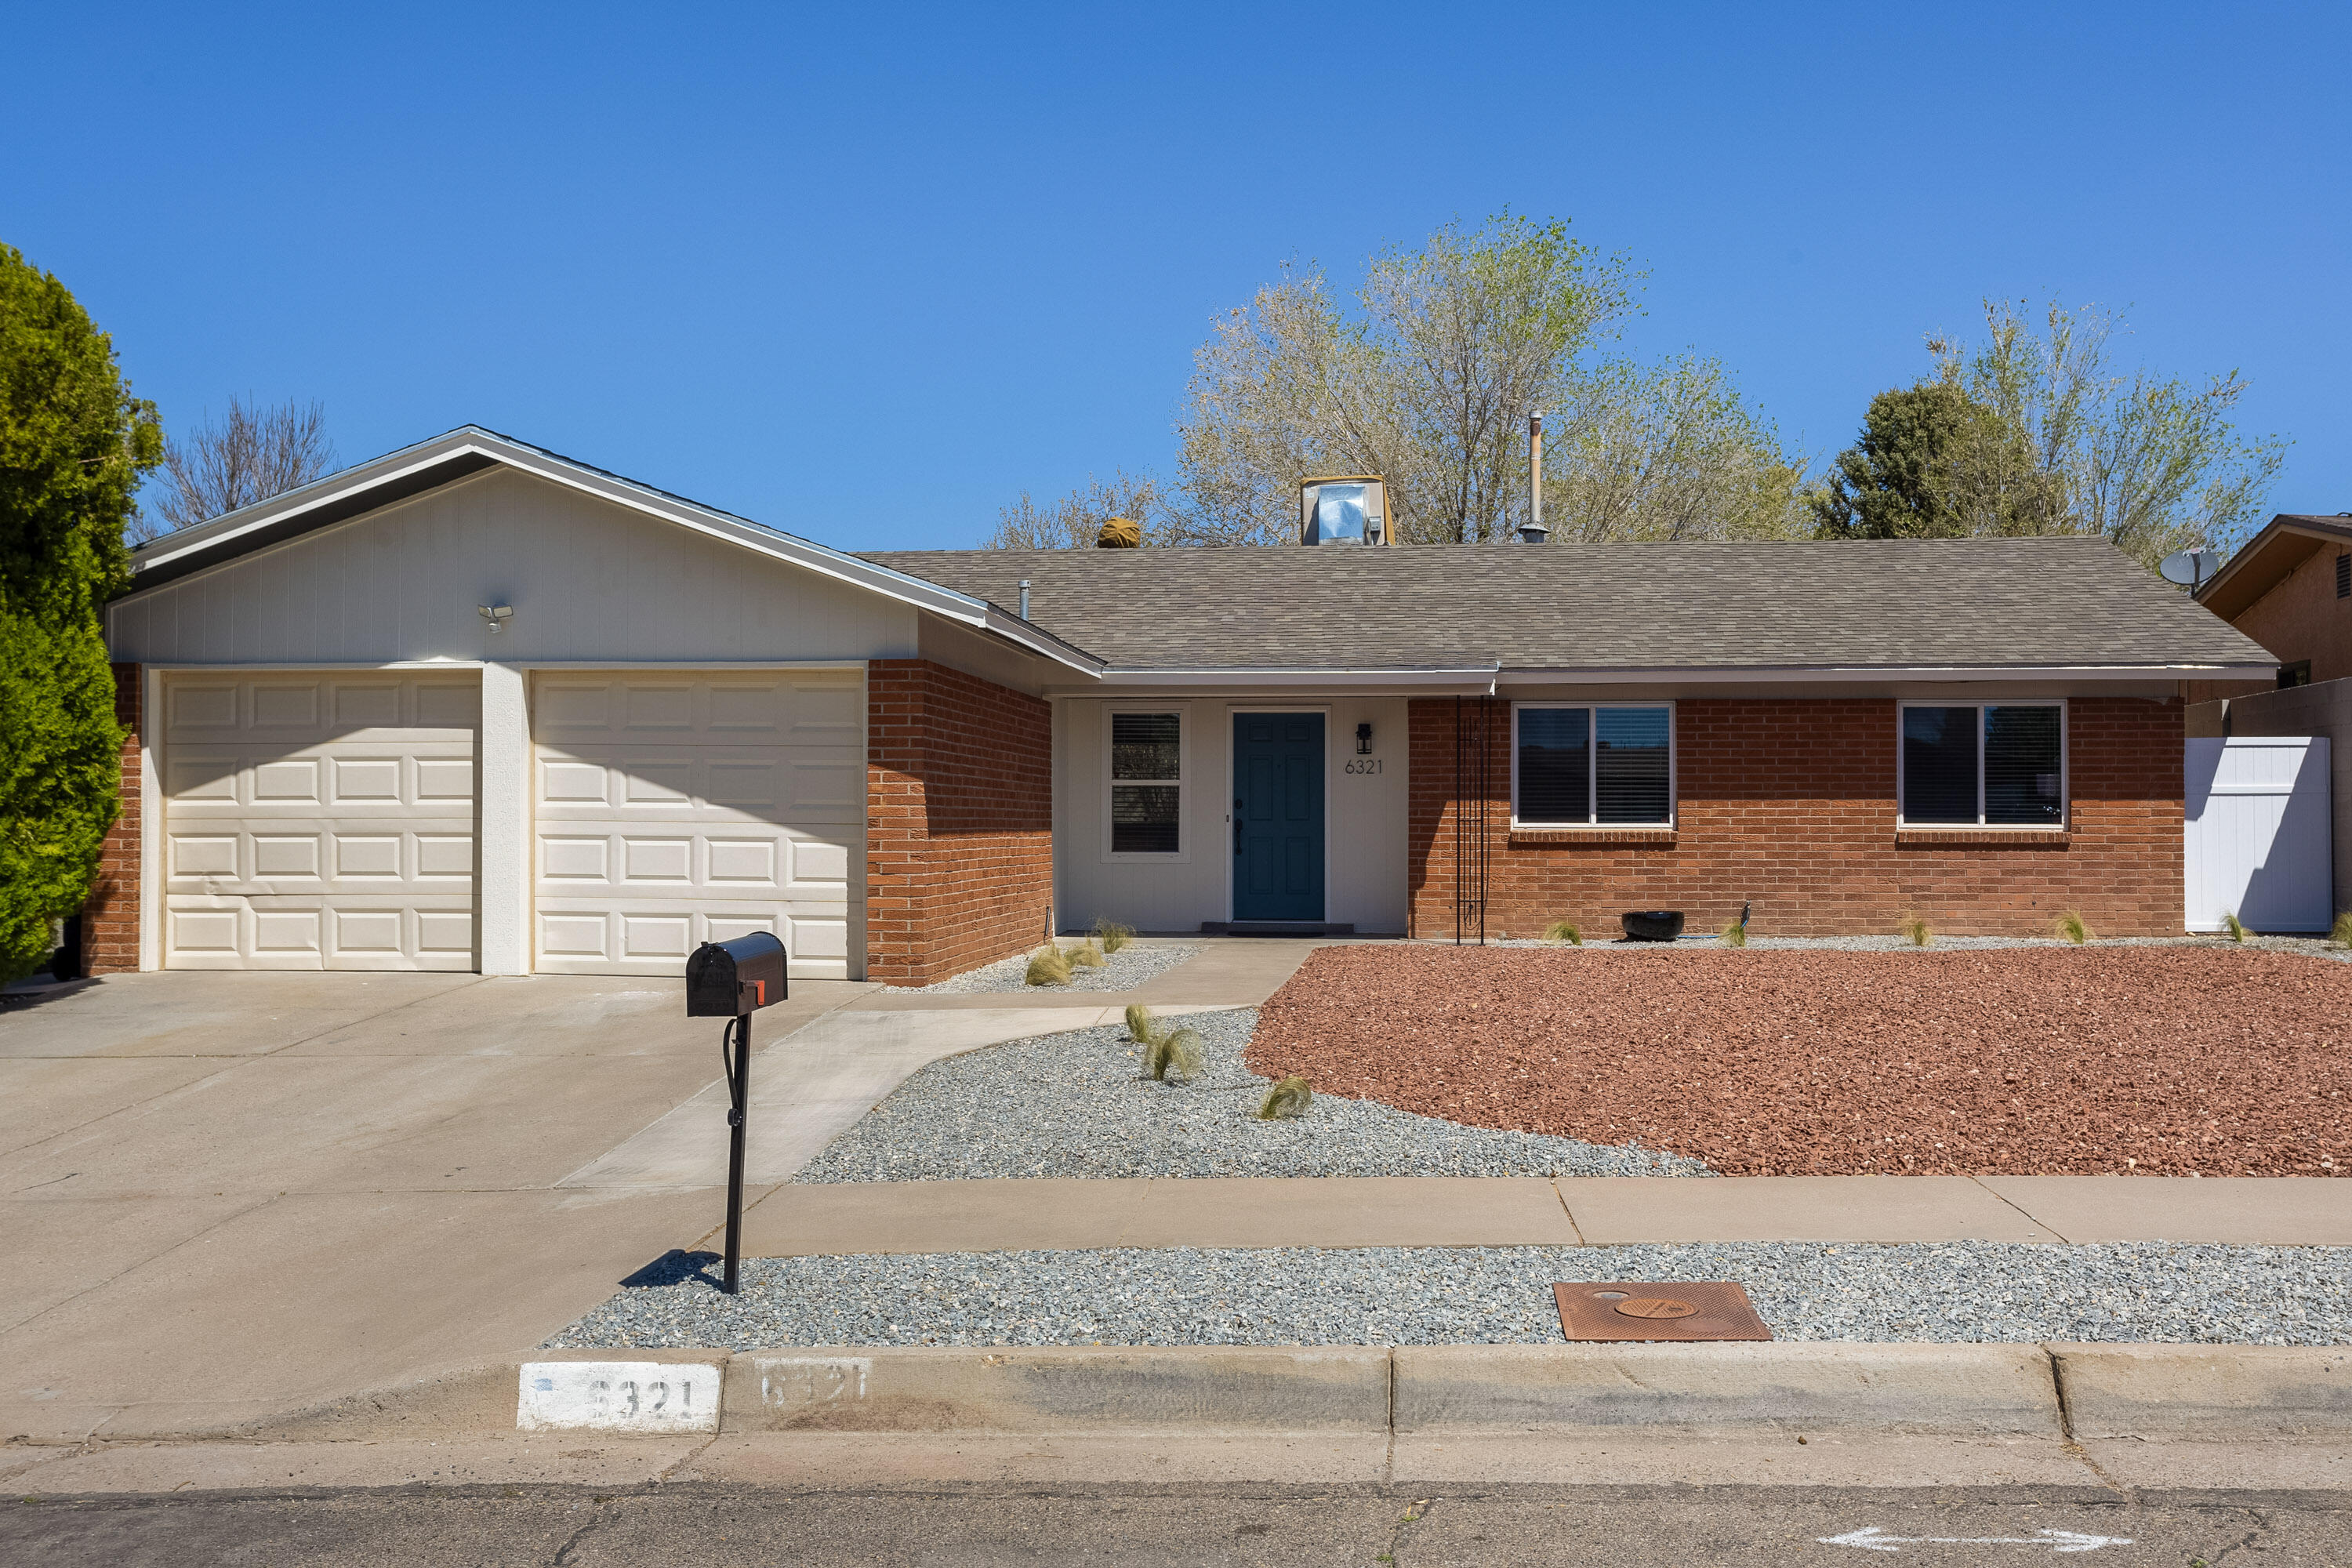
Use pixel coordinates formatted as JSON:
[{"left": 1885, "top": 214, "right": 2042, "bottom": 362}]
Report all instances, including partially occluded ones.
[
  {"left": 732, "top": 1173, "right": 2352, "bottom": 1256},
  {"left": 559, "top": 1004, "right": 1228, "bottom": 1189},
  {"left": 558, "top": 937, "right": 1324, "bottom": 1188}
]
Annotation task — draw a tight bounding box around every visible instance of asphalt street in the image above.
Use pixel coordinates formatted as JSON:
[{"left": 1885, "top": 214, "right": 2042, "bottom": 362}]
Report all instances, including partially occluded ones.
[{"left": 5, "top": 1485, "right": 2347, "bottom": 1566}]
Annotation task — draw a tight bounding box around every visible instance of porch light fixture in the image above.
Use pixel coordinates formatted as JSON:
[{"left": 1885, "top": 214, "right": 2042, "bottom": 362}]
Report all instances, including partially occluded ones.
[
  {"left": 478, "top": 603, "right": 514, "bottom": 633},
  {"left": 1356, "top": 721, "right": 1373, "bottom": 755}
]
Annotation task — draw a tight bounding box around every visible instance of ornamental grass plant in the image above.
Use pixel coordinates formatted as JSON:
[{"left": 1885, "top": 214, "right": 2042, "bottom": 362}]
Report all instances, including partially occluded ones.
[
  {"left": 1544, "top": 920, "right": 1582, "bottom": 946},
  {"left": 2056, "top": 911, "right": 2092, "bottom": 946},
  {"left": 1094, "top": 918, "right": 1136, "bottom": 955},
  {"left": 2222, "top": 911, "right": 2249, "bottom": 943},
  {"left": 1143, "top": 1025, "right": 1203, "bottom": 1083},
  {"left": 1024, "top": 946, "right": 1073, "bottom": 987},
  {"left": 1257, "top": 1075, "right": 1313, "bottom": 1120},
  {"left": 1899, "top": 913, "right": 1932, "bottom": 948},
  {"left": 1069, "top": 939, "right": 1106, "bottom": 970}
]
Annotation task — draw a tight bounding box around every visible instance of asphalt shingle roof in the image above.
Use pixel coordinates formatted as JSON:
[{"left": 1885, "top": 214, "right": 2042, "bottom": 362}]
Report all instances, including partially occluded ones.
[{"left": 864, "top": 537, "right": 2274, "bottom": 673}]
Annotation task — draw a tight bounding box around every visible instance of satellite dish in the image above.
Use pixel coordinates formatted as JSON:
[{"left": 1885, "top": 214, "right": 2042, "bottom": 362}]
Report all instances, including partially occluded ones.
[{"left": 2160, "top": 549, "right": 2225, "bottom": 589}]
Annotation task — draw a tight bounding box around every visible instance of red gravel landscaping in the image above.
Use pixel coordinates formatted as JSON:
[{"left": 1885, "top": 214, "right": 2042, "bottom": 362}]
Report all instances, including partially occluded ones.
[{"left": 1247, "top": 946, "right": 2352, "bottom": 1177}]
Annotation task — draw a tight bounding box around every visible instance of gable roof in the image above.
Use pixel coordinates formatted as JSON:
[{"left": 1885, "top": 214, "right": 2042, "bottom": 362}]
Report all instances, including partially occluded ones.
[
  {"left": 122, "top": 426, "right": 1102, "bottom": 676},
  {"left": 867, "top": 536, "right": 2276, "bottom": 680},
  {"left": 2196, "top": 513, "right": 2352, "bottom": 621}
]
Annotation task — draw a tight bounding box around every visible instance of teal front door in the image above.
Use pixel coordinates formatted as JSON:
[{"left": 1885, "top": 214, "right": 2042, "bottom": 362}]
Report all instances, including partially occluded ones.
[{"left": 1232, "top": 713, "right": 1325, "bottom": 922}]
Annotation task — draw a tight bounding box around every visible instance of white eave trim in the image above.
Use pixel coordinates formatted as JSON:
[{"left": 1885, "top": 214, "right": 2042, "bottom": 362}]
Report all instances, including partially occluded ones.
[
  {"left": 1087, "top": 661, "right": 2269, "bottom": 689},
  {"left": 1494, "top": 663, "right": 2278, "bottom": 684},
  {"left": 121, "top": 426, "right": 1104, "bottom": 678},
  {"left": 1095, "top": 665, "right": 1504, "bottom": 689}
]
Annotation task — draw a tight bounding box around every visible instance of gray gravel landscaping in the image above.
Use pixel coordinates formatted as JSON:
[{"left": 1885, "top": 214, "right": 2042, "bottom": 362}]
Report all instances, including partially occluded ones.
[
  {"left": 905, "top": 940, "right": 1198, "bottom": 994},
  {"left": 794, "top": 1007, "right": 1708, "bottom": 1181},
  {"left": 549, "top": 1240, "right": 2352, "bottom": 1348}
]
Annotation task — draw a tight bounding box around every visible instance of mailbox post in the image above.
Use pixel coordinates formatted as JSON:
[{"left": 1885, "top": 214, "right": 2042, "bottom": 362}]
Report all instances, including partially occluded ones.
[{"left": 685, "top": 931, "right": 788, "bottom": 1294}]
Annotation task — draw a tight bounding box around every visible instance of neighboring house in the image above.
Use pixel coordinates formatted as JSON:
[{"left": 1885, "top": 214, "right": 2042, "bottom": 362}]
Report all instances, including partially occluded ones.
[
  {"left": 82, "top": 428, "right": 2274, "bottom": 983},
  {"left": 2184, "top": 512, "right": 2352, "bottom": 700},
  {"left": 2183, "top": 511, "right": 2352, "bottom": 921}
]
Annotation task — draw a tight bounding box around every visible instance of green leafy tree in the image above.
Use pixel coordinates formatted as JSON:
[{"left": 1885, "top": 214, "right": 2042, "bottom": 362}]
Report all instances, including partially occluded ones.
[
  {"left": 1812, "top": 383, "right": 1998, "bottom": 538},
  {"left": 1814, "top": 299, "right": 2286, "bottom": 566},
  {"left": 0, "top": 244, "right": 161, "bottom": 981}
]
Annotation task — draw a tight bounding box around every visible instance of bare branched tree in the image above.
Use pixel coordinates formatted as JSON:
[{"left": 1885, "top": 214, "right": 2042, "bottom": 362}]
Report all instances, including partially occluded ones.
[
  {"left": 984, "top": 469, "right": 1163, "bottom": 548},
  {"left": 140, "top": 396, "right": 337, "bottom": 543},
  {"left": 1926, "top": 300, "right": 2286, "bottom": 566},
  {"left": 1162, "top": 215, "right": 1810, "bottom": 545}
]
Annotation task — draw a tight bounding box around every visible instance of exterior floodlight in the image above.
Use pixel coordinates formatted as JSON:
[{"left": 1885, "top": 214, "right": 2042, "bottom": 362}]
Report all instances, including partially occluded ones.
[{"left": 478, "top": 603, "right": 514, "bottom": 633}]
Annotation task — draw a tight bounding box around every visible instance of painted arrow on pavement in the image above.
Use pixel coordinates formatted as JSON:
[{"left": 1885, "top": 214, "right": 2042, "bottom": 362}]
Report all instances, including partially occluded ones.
[{"left": 1818, "top": 1526, "right": 2135, "bottom": 1554}]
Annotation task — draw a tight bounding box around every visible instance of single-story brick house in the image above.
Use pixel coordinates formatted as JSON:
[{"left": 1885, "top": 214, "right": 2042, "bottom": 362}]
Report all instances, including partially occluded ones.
[{"left": 84, "top": 428, "right": 2274, "bottom": 982}]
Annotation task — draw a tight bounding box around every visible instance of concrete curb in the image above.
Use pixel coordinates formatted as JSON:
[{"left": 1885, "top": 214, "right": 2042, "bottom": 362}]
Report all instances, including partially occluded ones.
[
  {"left": 459, "top": 1342, "right": 2352, "bottom": 1442},
  {"left": 1394, "top": 1343, "right": 2063, "bottom": 1435}
]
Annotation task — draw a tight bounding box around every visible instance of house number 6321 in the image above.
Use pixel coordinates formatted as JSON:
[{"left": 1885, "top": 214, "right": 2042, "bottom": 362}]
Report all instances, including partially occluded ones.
[{"left": 1345, "top": 758, "right": 1382, "bottom": 775}]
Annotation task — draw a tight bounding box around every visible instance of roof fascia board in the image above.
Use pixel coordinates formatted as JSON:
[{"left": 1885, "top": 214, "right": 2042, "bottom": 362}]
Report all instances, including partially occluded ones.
[
  {"left": 1494, "top": 663, "right": 2276, "bottom": 683},
  {"left": 1097, "top": 666, "right": 1503, "bottom": 688},
  {"left": 1091, "top": 662, "right": 2272, "bottom": 686}
]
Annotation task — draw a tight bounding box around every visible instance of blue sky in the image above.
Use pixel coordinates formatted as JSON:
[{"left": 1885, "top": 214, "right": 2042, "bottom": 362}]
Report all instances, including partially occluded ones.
[{"left": 8, "top": 2, "right": 2346, "bottom": 551}]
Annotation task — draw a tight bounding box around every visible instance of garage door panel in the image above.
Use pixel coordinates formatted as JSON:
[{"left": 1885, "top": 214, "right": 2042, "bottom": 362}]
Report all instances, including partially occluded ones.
[
  {"left": 533, "top": 749, "right": 863, "bottom": 825},
  {"left": 162, "top": 675, "right": 479, "bottom": 971},
  {"left": 531, "top": 671, "right": 863, "bottom": 978},
  {"left": 532, "top": 902, "right": 853, "bottom": 980}
]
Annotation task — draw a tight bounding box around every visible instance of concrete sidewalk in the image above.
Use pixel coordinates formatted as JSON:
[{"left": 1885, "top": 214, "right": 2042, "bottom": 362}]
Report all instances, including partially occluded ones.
[{"left": 732, "top": 1173, "right": 2352, "bottom": 1255}]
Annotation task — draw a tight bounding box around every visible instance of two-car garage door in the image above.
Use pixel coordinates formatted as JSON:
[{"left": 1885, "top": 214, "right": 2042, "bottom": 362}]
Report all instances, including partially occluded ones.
[{"left": 160, "top": 669, "right": 863, "bottom": 977}]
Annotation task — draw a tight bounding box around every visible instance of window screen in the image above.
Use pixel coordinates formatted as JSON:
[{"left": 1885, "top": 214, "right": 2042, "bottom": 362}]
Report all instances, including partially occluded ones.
[
  {"left": 1902, "top": 707, "right": 1980, "bottom": 822},
  {"left": 1515, "top": 706, "right": 1670, "bottom": 825},
  {"left": 1110, "top": 712, "right": 1181, "bottom": 853},
  {"left": 1984, "top": 706, "right": 2063, "bottom": 824},
  {"left": 1515, "top": 708, "right": 1590, "bottom": 824}
]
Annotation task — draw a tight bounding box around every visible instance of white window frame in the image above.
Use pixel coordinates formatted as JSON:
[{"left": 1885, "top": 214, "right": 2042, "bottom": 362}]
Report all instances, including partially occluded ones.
[
  {"left": 1102, "top": 706, "right": 1189, "bottom": 862},
  {"left": 1896, "top": 699, "right": 2069, "bottom": 829},
  {"left": 1509, "top": 701, "right": 1677, "bottom": 829}
]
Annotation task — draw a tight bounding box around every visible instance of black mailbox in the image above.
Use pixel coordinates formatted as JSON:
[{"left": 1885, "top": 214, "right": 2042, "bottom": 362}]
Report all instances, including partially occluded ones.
[{"left": 686, "top": 931, "right": 788, "bottom": 1017}]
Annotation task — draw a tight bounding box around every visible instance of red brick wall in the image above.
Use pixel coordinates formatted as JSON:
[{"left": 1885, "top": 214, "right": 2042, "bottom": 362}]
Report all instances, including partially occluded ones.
[
  {"left": 866, "top": 659, "right": 1054, "bottom": 985},
  {"left": 1407, "top": 695, "right": 2185, "bottom": 939},
  {"left": 81, "top": 662, "right": 143, "bottom": 975}
]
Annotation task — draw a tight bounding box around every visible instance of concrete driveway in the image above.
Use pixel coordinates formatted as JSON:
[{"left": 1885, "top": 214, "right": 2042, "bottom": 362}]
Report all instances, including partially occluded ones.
[{"left": 0, "top": 971, "right": 864, "bottom": 1442}]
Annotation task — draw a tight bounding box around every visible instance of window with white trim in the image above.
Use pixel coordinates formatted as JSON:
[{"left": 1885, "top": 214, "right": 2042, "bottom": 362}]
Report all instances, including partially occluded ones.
[
  {"left": 1512, "top": 704, "right": 1673, "bottom": 826},
  {"left": 1899, "top": 703, "right": 2065, "bottom": 826},
  {"left": 1108, "top": 710, "right": 1183, "bottom": 854}
]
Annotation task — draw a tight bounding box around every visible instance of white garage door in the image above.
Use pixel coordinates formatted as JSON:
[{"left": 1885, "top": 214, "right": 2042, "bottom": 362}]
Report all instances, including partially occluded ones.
[
  {"left": 162, "top": 673, "right": 480, "bottom": 970},
  {"left": 530, "top": 670, "right": 863, "bottom": 978}
]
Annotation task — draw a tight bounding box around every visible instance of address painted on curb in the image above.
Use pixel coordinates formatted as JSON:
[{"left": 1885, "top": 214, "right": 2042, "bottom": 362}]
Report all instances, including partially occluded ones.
[{"left": 517, "top": 1361, "right": 722, "bottom": 1433}]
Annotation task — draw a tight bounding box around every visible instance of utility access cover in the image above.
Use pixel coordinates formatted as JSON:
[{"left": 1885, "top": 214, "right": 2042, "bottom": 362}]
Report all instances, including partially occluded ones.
[{"left": 1553, "top": 1281, "right": 1772, "bottom": 1341}]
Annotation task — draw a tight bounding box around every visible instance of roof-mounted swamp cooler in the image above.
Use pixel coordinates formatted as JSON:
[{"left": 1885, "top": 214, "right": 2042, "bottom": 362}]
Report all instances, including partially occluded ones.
[{"left": 1298, "top": 476, "right": 1392, "bottom": 546}]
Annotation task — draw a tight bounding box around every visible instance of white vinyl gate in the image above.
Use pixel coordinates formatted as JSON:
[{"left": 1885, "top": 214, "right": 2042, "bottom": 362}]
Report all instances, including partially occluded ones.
[{"left": 2183, "top": 735, "right": 2333, "bottom": 932}]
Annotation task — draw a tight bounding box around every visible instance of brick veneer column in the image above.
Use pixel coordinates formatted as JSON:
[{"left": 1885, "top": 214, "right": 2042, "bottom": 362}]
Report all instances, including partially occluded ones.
[
  {"left": 866, "top": 659, "right": 1054, "bottom": 985},
  {"left": 1407, "top": 695, "right": 2186, "bottom": 939},
  {"left": 80, "top": 662, "right": 143, "bottom": 975}
]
